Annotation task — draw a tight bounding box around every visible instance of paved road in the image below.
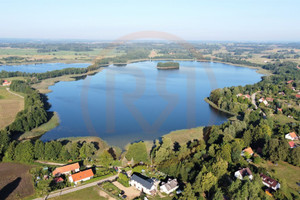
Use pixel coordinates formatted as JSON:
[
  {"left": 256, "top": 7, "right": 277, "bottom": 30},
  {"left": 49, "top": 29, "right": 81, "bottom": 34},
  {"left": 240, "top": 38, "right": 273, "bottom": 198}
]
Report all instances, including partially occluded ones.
[
  {"left": 34, "top": 174, "right": 118, "bottom": 200},
  {"left": 251, "top": 92, "right": 258, "bottom": 110}
]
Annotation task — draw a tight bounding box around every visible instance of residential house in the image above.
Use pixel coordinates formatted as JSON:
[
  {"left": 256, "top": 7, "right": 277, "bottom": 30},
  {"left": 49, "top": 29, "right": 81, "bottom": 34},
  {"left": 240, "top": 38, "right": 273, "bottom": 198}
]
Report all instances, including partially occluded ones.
[
  {"left": 69, "top": 169, "right": 94, "bottom": 185},
  {"left": 52, "top": 163, "right": 80, "bottom": 177},
  {"left": 241, "top": 147, "right": 254, "bottom": 157},
  {"left": 266, "top": 97, "right": 274, "bottom": 102},
  {"left": 2, "top": 80, "right": 11, "bottom": 86},
  {"left": 259, "top": 98, "right": 268, "bottom": 106},
  {"left": 54, "top": 177, "right": 64, "bottom": 183},
  {"left": 234, "top": 168, "right": 253, "bottom": 180},
  {"left": 288, "top": 141, "right": 296, "bottom": 148},
  {"left": 260, "top": 174, "right": 280, "bottom": 191},
  {"left": 160, "top": 178, "right": 179, "bottom": 195},
  {"left": 244, "top": 94, "right": 251, "bottom": 99},
  {"left": 236, "top": 93, "right": 243, "bottom": 97},
  {"left": 285, "top": 132, "right": 298, "bottom": 140},
  {"left": 296, "top": 94, "right": 300, "bottom": 99},
  {"left": 287, "top": 80, "right": 294, "bottom": 84},
  {"left": 130, "top": 174, "right": 158, "bottom": 195}
]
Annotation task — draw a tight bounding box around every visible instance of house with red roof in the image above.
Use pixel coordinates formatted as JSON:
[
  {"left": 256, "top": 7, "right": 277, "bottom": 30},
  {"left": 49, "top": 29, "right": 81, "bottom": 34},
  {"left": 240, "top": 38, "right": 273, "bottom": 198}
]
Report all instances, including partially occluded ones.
[
  {"left": 52, "top": 163, "right": 80, "bottom": 177},
  {"left": 260, "top": 174, "right": 280, "bottom": 191},
  {"left": 241, "top": 147, "right": 254, "bottom": 157},
  {"left": 2, "top": 80, "right": 11, "bottom": 86},
  {"left": 288, "top": 141, "right": 296, "bottom": 148},
  {"left": 244, "top": 94, "right": 251, "bottom": 99},
  {"left": 54, "top": 177, "right": 64, "bottom": 183},
  {"left": 69, "top": 169, "right": 94, "bottom": 185},
  {"left": 296, "top": 94, "right": 300, "bottom": 99},
  {"left": 287, "top": 80, "right": 294, "bottom": 84},
  {"left": 266, "top": 97, "right": 274, "bottom": 102},
  {"left": 285, "top": 132, "right": 298, "bottom": 141}
]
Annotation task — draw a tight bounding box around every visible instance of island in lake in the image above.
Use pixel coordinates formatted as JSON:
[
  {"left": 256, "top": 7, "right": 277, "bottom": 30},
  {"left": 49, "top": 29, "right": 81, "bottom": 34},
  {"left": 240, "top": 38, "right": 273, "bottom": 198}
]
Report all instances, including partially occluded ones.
[{"left": 157, "top": 62, "right": 180, "bottom": 69}]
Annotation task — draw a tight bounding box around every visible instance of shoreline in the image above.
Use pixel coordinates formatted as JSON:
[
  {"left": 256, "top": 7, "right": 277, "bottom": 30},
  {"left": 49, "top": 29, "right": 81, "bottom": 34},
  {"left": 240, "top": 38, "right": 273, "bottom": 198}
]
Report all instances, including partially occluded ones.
[
  {"left": 11, "top": 58, "right": 270, "bottom": 147},
  {"left": 204, "top": 97, "right": 237, "bottom": 116}
]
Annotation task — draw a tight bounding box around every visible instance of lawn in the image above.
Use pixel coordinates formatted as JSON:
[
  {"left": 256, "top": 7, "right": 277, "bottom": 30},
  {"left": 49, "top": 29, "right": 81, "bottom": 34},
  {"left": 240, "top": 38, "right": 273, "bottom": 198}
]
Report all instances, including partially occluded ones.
[
  {"left": 258, "top": 161, "right": 300, "bottom": 196},
  {"left": 270, "top": 114, "right": 297, "bottom": 125},
  {"left": 101, "top": 181, "right": 121, "bottom": 196},
  {"left": 0, "top": 86, "right": 24, "bottom": 129},
  {"left": 49, "top": 186, "right": 107, "bottom": 200}
]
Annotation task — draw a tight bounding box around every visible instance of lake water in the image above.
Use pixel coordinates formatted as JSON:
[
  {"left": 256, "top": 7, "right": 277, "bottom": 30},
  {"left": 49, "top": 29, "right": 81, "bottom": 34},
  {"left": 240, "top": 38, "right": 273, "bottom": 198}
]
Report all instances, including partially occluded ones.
[
  {"left": 1, "top": 62, "right": 263, "bottom": 146},
  {"left": 28, "top": 61, "right": 261, "bottom": 147}
]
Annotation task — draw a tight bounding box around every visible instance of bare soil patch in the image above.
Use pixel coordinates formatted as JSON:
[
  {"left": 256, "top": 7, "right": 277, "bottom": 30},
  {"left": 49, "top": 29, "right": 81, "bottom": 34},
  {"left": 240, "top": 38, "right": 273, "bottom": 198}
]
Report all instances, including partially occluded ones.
[{"left": 0, "top": 163, "right": 34, "bottom": 200}]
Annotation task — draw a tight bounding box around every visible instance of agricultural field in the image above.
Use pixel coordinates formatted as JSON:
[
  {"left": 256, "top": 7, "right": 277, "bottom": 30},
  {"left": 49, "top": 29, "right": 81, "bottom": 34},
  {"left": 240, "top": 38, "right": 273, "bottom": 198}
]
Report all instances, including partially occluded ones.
[
  {"left": 0, "top": 163, "right": 34, "bottom": 200},
  {"left": 0, "top": 47, "right": 124, "bottom": 65},
  {"left": 0, "top": 86, "right": 24, "bottom": 129}
]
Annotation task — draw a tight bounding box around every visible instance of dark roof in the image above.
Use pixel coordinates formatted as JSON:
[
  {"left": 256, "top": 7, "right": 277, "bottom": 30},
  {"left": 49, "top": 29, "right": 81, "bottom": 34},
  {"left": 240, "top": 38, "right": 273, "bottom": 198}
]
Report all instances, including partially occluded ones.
[
  {"left": 131, "top": 174, "right": 154, "bottom": 190},
  {"left": 239, "top": 168, "right": 252, "bottom": 177},
  {"left": 260, "top": 174, "right": 278, "bottom": 188}
]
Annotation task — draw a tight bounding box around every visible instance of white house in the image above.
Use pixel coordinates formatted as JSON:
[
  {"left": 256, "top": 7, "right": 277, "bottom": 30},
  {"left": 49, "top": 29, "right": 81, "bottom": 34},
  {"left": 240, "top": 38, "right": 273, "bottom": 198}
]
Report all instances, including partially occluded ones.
[
  {"left": 285, "top": 132, "right": 298, "bottom": 140},
  {"left": 69, "top": 169, "right": 94, "bottom": 185},
  {"left": 234, "top": 168, "right": 253, "bottom": 180},
  {"left": 160, "top": 178, "right": 179, "bottom": 194},
  {"left": 260, "top": 174, "right": 280, "bottom": 191},
  {"left": 130, "top": 174, "right": 158, "bottom": 195},
  {"left": 259, "top": 98, "right": 268, "bottom": 106}
]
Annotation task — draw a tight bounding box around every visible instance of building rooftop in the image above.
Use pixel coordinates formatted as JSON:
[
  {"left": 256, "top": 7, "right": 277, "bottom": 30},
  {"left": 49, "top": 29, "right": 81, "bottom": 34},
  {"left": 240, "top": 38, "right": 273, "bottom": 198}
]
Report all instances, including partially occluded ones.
[{"left": 131, "top": 174, "right": 154, "bottom": 190}]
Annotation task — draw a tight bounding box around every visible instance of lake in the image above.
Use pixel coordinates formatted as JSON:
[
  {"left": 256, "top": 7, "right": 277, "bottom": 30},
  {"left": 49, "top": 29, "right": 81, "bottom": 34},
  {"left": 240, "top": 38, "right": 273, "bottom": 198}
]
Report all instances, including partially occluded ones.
[
  {"left": 31, "top": 61, "right": 261, "bottom": 147},
  {"left": 1, "top": 62, "right": 263, "bottom": 146}
]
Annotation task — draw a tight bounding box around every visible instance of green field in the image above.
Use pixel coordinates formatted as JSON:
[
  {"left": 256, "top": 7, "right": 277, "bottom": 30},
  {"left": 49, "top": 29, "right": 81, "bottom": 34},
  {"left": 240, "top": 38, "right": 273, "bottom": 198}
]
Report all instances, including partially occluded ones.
[
  {"left": 257, "top": 161, "right": 300, "bottom": 197},
  {"left": 50, "top": 186, "right": 107, "bottom": 200}
]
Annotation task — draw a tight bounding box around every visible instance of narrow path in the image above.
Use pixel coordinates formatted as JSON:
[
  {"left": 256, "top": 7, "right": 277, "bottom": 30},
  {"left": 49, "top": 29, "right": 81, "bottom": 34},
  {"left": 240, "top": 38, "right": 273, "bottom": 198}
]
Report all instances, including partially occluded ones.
[
  {"left": 6, "top": 88, "right": 24, "bottom": 99},
  {"left": 35, "top": 160, "right": 66, "bottom": 166},
  {"left": 33, "top": 174, "right": 118, "bottom": 200}
]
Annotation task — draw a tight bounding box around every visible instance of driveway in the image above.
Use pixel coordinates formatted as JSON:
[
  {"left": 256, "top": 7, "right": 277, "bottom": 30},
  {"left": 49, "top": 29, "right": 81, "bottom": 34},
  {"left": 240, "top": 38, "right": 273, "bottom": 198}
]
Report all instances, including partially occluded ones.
[{"left": 112, "top": 181, "right": 141, "bottom": 200}]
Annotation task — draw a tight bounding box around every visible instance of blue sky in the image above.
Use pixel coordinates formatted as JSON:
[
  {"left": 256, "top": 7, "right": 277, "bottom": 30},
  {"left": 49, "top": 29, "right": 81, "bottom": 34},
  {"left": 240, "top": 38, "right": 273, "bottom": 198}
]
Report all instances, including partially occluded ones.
[{"left": 0, "top": 0, "right": 299, "bottom": 41}]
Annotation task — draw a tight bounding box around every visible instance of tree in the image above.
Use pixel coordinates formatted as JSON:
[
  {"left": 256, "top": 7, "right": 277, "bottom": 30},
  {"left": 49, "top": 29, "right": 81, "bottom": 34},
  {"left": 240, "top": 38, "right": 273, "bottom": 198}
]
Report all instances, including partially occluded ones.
[
  {"left": 34, "top": 140, "right": 44, "bottom": 160},
  {"left": 80, "top": 142, "right": 96, "bottom": 160},
  {"left": 59, "top": 146, "right": 71, "bottom": 161},
  {"left": 125, "top": 141, "right": 149, "bottom": 163},
  {"left": 99, "top": 150, "right": 114, "bottom": 167},
  {"left": 212, "top": 187, "right": 224, "bottom": 200},
  {"left": 44, "top": 141, "right": 62, "bottom": 160},
  {"left": 179, "top": 183, "right": 197, "bottom": 200},
  {"left": 14, "top": 141, "right": 34, "bottom": 163},
  {"left": 70, "top": 142, "right": 80, "bottom": 160},
  {"left": 200, "top": 172, "right": 217, "bottom": 192},
  {"left": 3, "top": 141, "right": 16, "bottom": 161},
  {"left": 211, "top": 158, "right": 228, "bottom": 178}
]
